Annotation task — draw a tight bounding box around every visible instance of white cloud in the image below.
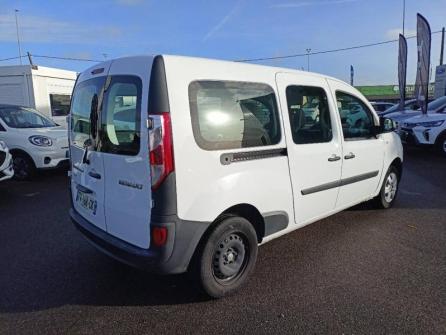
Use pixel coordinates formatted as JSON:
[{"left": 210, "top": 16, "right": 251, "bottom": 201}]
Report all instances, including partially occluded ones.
[
  {"left": 385, "top": 28, "right": 417, "bottom": 40},
  {"left": 0, "top": 14, "right": 122, "bottom": 44},
  {"left": 203, "top": 0, "right": 245, "bottom": 42},
  {"left": 271, "top": 0, "right": 359, "bottom": 8}
]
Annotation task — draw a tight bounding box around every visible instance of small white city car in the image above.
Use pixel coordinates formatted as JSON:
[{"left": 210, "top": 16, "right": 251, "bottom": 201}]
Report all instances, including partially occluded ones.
[
  {"left": 400, "top": 107, "right": 446, "bottom": 156},
  {"left": 69, "top": 55, "right": 403, "bottom": 297},
  {"left": 0, "top": 140, "right": 14, "bottom": 182},
  {"left": 0, "top": 105, "right": 69, "bottom": 180}
]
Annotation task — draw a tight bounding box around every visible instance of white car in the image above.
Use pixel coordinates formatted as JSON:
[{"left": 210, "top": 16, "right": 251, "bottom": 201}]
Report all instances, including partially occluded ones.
[
  {"left": 69, "top": 55, "right": 403, "bottom": 298},
  {"left": 0, "top": 105, "right": 69, "bottom": 180},
  {"left": 400, "top": 111, "right": 446, "bottom": 156},
  {"left": 0, "top": 140, "right": 14, "bottom": 181}
]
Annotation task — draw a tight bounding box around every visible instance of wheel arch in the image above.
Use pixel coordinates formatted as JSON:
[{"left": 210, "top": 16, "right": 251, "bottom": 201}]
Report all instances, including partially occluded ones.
[
  {"left": 9, "top": 148, "right": 36, "bottom": 167},
  {"left": 389, "top": 157, "right": 403, "bottom": 181},
  {"left": 434, "top": 129, "right": 446, "bottom": 146}
]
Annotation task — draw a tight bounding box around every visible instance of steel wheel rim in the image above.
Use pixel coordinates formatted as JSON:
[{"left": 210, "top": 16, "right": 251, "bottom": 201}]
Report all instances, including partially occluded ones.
[
  {"left": 442, "top": 139, "right": 446, "bottom": 153},
  {"left": 384, "top": 172, "right": 398, "bottom": 203},
  {"left": 212, "top": 232, "right": 249, "bottom": 284}
]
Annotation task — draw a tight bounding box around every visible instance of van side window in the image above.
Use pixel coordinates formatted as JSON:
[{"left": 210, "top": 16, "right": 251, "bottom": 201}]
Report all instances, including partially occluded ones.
[
  {"left": 189, "top": 81, "right": 281, "bottom": 150},
  {"left": 335, "top": 92, "right": 375, "bottom": 140},
  {"left": 285, "top": 86, "right": 332, "bottom": 144},
  {"left": 100, "top": 76, "right": 142, "bottom": 156}
]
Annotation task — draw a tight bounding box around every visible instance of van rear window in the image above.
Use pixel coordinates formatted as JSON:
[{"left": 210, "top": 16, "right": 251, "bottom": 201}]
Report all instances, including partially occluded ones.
[{"left": 189, "top": 81, "right": 281, "bottom": 150}]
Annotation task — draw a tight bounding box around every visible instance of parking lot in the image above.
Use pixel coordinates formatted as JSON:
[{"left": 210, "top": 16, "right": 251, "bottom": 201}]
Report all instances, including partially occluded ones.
[{"left": 0, "top": 147, "right": 445, "bottom": 334}]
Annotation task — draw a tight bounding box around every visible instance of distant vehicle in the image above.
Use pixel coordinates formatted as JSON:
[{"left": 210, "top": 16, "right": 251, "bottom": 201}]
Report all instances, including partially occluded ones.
[
  {"left": 379, "top": 99, "right": 420, "bottom": 116},
  {"left": 0, "top": 140, "right": 13, "bottom": 182},
  {"left": 400, "top": 101, "right": 446, "bottom": 156},
  {"left": 370, "top": 102, "right": 395, "bottom": 113},
  {"left": 0, "top": 65, "right": 77, "bottom": 128},
  {"left": 69, "top": 55, "right": 403, "bottom": 298},
  {"left": 0, "top": 105, "right": 69, "bottom": 180},
  {"left": 387, "top": 96, "right": 446, "bottom": 128}
]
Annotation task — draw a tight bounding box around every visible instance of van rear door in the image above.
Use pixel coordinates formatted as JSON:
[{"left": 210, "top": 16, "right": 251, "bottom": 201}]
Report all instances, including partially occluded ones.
[
  {"left": 101, "top": 57, "right": 153, "bottom": 249},
  {"left": 70, "top": 63, "right": 112, "bottom": 231}
]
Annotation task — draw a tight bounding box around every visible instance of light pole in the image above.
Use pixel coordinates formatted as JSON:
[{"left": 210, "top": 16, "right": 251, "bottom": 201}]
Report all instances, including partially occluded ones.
[
  {"left": 14, "top": 9, "right": 22, "bottom": 65},
  {"left": 306, "top": 48, "right": 311, "bottom": 71}
]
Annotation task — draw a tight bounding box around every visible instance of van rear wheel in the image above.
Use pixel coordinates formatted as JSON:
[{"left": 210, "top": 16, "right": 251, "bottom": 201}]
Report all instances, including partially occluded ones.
[{"left": 195, "top": 216, "right": 258, "bottom": 298}]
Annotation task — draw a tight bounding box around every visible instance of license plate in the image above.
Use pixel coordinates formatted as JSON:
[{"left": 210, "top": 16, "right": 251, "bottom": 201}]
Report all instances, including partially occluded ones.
[{"left": 76, "top": 190, "right": 97, "bottom": 215}]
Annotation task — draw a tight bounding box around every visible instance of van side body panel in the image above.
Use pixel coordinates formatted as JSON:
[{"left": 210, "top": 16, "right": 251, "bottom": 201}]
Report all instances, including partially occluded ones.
[{"left": 162, "top": 55, "right": 295, "bottom": 227}]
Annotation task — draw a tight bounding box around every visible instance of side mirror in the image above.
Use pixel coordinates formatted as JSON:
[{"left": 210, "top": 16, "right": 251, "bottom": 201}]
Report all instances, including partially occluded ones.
[{"left": 377, "top": 117, "right": 396, "bottom": 134}]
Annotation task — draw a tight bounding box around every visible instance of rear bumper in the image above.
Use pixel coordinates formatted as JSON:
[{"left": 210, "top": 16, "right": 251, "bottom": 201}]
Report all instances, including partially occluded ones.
[{"left": 70, "top": 207, "right": 209, "bottom": 274}]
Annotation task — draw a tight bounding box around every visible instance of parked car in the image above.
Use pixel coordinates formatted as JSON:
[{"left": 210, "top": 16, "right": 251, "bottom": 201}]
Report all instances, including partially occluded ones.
[
  {"left": 0, "top": 140, "right": 14, "bottom": 182},
  {"left": 378, "top": 99, "right": 420, "bottom": 116},
  {"left": 0, "top": 105, "right": 69, "bottom": 180},
  {"left": 387, "top": 96, "right": 446, "bottom": 129},
  {"left": 400, "top": 108, "right": 446, "bottom": 156},
  {"left": 370, "top": 101, "right": 395, "bottom": 113},
  {"left": 69, "top": 55, "right": 403, "bottom": 298}
]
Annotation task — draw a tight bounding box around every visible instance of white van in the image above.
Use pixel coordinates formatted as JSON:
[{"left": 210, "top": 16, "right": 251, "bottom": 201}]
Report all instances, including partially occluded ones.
[{"left": 69, "top": 55, "right": 403, "bottom": 297}]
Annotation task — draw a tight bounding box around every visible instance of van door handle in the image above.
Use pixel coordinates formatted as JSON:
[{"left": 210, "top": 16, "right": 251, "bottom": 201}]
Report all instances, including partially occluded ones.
[
  {"left": 344, "top": 152, "right": 356, "bottom": 160},
  {"left": 88, "top": 170, "right": 101, "bottom": 179},
  {"left": 328, "top": 154, "right": 341, "bottom": 162}
]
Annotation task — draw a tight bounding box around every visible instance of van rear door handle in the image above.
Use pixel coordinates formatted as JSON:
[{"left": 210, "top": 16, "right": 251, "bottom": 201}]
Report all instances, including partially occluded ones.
[
  {"left": 88, "top": 170, "right": 101, "bottom": 179},
  {"left": 344, "top": 152, "right": 356, "bottom": 159},
  {"left": 328, "top": 154, "right": 341, "bottom": 162}
]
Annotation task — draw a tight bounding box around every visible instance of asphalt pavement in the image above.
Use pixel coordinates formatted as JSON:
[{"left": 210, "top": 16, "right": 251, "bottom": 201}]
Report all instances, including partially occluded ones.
[{"left": 0, "top": 147, "right": 445, "bottom": 334}]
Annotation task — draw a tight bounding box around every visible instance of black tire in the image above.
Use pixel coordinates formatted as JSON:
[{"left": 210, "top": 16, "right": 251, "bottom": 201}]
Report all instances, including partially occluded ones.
[
  {"left": 193, "top": 215, "right": 258, "bottom": 298},
  {"left": 436, "top": 133, "right": 446, "bottom": 158},
  {"left": 373, "top": 166, "right": 399, "bottom": 209},
  {"left": 12, "top": 152, "right": 35, "bottom": 181}
]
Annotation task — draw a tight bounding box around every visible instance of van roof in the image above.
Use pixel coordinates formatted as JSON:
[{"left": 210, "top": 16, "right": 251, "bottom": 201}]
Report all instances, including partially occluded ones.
[{"left": 85, "top": 54, "right": 344, "bottom": 84}]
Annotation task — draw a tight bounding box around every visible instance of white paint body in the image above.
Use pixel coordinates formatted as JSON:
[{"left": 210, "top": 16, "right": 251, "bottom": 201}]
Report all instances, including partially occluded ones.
[
  {"left": 71, "top": 55, "right": 403, "bottom": 250},
  {"left": 401, "top": 112, "right": 446, "bottom": 146},
  {"left": 0, "top": 120, "right": 69, "bottom": 169},
  {"left": 0, "top": 65, "right": 77, "bottom": 128}
]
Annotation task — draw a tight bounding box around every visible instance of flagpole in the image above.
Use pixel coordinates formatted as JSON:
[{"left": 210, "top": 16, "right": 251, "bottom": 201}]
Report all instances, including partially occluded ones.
[
  {"left": 14, "top": 9, "right": 23, "bottom": 65},
  {"left": 402, "top": 0, "right": 406, "bottom": 36}
]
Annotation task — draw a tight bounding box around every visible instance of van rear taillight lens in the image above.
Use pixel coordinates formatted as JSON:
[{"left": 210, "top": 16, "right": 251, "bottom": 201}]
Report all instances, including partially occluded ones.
[
  {"left": 149, "top": 112, "right": 174, "bottom": 190},
  {"left": 152, "top": 227, "right": 168, "bottom": 247}
]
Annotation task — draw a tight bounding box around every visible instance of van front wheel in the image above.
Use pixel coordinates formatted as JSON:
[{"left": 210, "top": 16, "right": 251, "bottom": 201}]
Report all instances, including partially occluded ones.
[
  {"left": 374, "top": 166, "right": 399, "bottom": 209},
  {"left": 195, "top": 216, "right": 258, "bottom": 298}
]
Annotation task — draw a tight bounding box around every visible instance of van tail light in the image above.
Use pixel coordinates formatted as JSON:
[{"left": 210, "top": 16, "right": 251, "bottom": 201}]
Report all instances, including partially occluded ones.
[
  {"left": 151, "top": 226, "right": 168, "bottom": 247},
  {"left": 149, "top": 112, "right": 174, "bottom": 190}
]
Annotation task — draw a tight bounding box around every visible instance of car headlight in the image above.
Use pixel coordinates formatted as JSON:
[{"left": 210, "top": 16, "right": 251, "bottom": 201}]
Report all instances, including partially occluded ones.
[
  {"left": 28, "top": 135, "right": 53, "bottom": 146},
  {"left": 415, "top": 120, "right": 444, "bottom": 127},
  {"left": 0, "top": 141, "right": 6, "bottom": 150}
]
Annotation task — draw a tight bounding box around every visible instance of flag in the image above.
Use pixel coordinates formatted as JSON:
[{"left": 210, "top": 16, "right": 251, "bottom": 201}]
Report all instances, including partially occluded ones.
[
  {"left": 415, "top": 13, "right": 432, "bottom": 114},
  {"left": 398, "top": 34, "right": 407, "bottom": 111}
]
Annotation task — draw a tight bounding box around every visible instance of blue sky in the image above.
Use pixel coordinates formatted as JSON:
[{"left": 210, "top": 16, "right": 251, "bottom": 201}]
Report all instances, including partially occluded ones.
[{"left": 0, "top": 0, "right": 445, "bottom": 85}]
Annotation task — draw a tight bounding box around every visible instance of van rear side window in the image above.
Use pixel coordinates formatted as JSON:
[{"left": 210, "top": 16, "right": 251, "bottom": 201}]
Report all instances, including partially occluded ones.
[{"left": 189, "top": 81, "right": 281, "bottom": 150}]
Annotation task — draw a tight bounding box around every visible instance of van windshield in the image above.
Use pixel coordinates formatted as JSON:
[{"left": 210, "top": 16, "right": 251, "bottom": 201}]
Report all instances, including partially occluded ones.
[{"left": 0, "top": 107, "right": 57, "bottom": 128}]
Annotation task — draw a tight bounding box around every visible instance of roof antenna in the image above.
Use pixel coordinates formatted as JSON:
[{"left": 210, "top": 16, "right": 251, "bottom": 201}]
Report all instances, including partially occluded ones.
[{"left": 27, "top": 52, "right": 37, "bottom": 70}]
